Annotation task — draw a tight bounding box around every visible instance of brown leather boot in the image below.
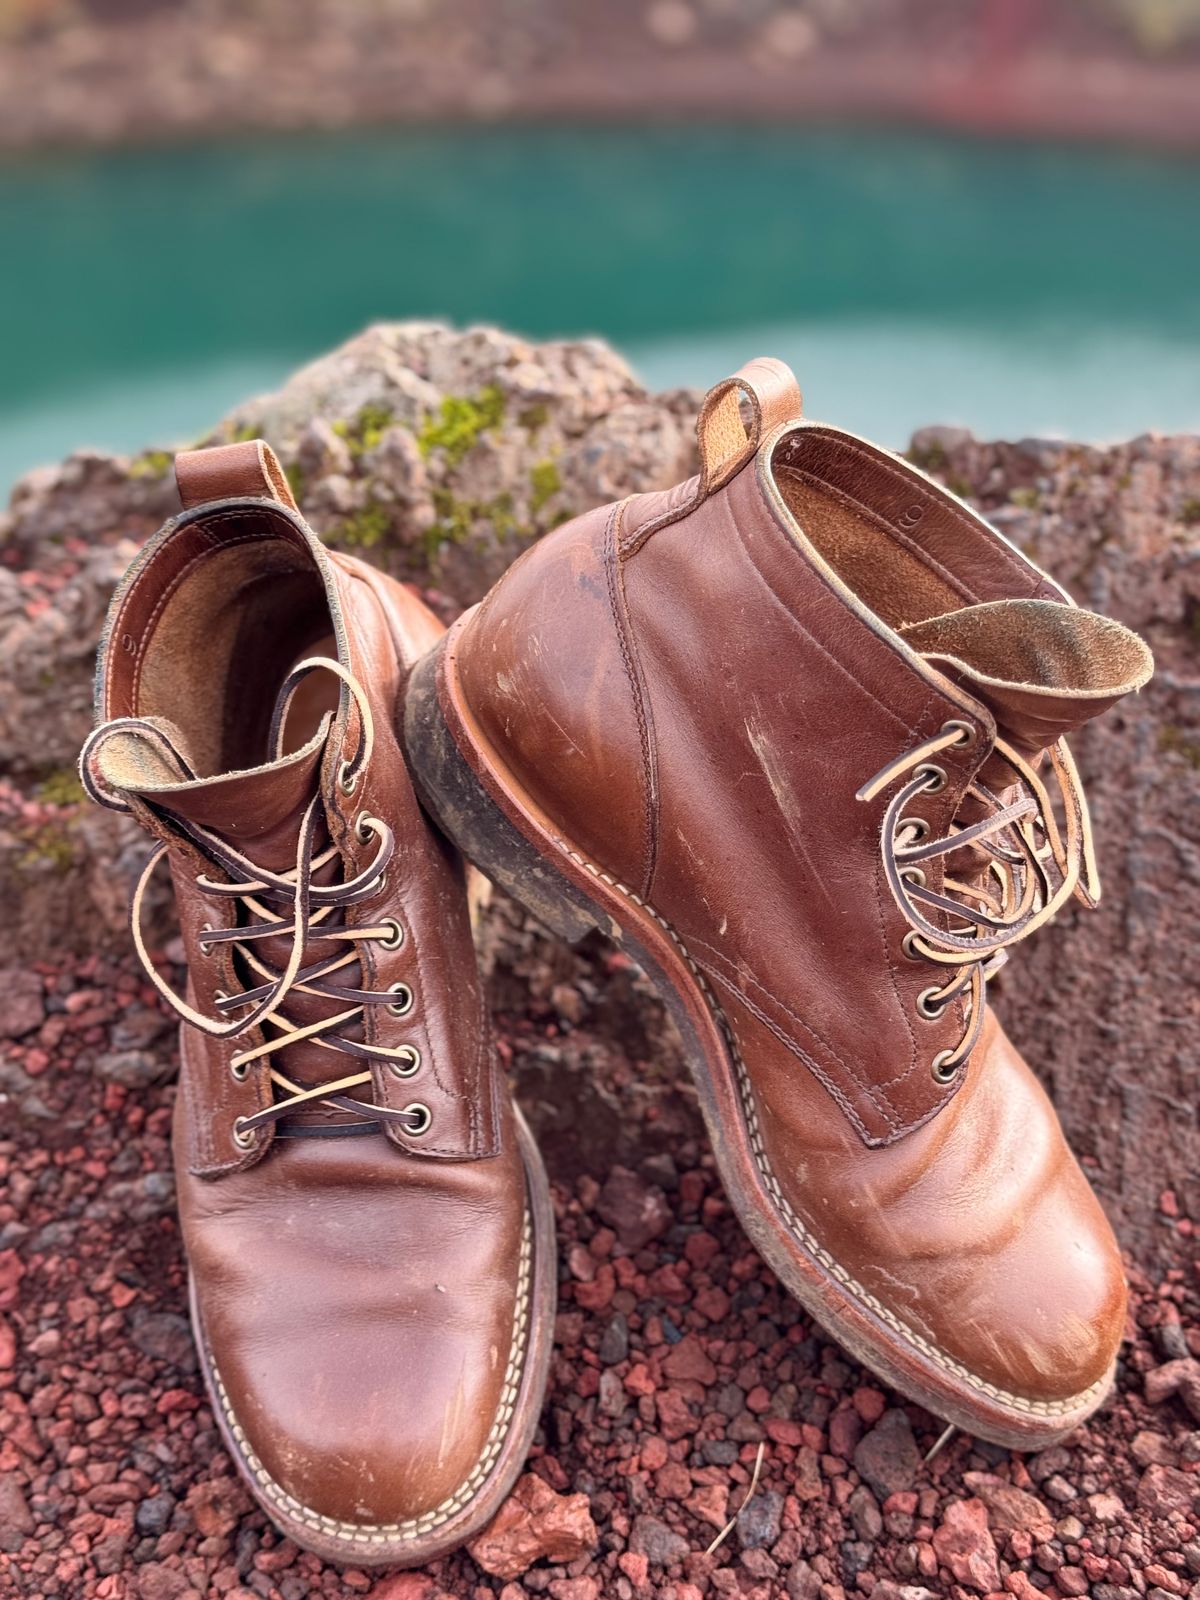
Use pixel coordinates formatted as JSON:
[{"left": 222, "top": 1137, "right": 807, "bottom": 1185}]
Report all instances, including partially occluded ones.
[
  {"left": 404, "top": 360, "right": 1153, "bottom": 1449},
  {"left": 81, "top": 441, "right": 554, "bottom": 1566}
]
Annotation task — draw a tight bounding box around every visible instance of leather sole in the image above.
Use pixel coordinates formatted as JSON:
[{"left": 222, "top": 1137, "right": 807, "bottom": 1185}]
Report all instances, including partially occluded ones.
[
  {"left": 189, "top": 1106, "right": 557, "bottom": 1567},
  {"left": 402, "top": 616, "right": 1116, "bottom": 1452}
]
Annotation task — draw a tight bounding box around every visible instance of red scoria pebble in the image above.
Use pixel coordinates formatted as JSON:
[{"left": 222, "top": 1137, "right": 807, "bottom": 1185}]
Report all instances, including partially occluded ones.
[{"left": 2, "top": 944, "right": 1197, "bottom": 1598}]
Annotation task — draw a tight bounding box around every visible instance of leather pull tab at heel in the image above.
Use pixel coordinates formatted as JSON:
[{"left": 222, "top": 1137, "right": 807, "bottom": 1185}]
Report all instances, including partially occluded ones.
[
  {"left": 699, "top": 356, "right": 804, "bottom": 493},
  {"left": 175, "top": 439, "right": 299, "bottom": 512}
]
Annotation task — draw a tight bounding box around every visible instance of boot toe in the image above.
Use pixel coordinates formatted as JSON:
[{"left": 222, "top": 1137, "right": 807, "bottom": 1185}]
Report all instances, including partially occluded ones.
[
  {"left": 928, "top": 1169, "right": 1127, "bottom": 1408},
  {"left": 210, "top": 1300, "right": 525, "bottom": 1534},
  {"left": 181, "top": 1135, "right": 540, "bottom": 1555},
  {"left": 864, "top": 1019, "right": 1129, "bottom": 1417}
]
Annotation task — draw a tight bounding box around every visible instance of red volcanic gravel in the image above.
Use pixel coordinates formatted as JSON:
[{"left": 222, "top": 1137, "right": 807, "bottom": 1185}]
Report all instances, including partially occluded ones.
[{"left": 1, "top": 941, "right": 1199, "bottom": 1600}]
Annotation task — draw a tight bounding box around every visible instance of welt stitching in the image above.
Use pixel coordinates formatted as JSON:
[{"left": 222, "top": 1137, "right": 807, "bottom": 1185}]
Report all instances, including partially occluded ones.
[
  {"left": 683, "top": 931, "right": 897, "bottom": 1132},
  {"left": 607, "top": 499, "right": 659, "bottom": 897},
  {"left": 784, "top": 431, "right": 1042, "bottom": 596}
]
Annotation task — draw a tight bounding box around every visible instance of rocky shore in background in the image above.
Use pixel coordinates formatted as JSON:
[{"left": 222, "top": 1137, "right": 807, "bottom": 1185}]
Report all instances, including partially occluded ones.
[
  {"left": 1, "top": 322, "right": 1198, "bottom": 1600},
  {"left": 2, "top": 0, "right": 1200, "bottom": 151}
]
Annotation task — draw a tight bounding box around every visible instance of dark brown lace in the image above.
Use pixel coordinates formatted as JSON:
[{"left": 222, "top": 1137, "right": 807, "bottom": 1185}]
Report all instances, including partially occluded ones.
[
  {"left": 80, "top": 659, "right": 430, "bottom": 1144},
  {"left": 857, "top": 718, "right": 1099, "bottom": 1082}
]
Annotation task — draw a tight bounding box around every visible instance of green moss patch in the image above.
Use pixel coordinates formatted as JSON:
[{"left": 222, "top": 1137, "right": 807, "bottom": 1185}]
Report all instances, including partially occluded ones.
[{"left": 418, "top": 386, "right": 506, "bottom": 467}]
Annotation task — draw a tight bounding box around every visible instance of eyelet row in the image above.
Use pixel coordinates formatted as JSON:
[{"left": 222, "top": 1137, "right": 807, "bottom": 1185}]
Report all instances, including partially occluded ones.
[
  {"left": 230, "top": 1087, "right": 432, "bottom": 1145},
  {"left": 905, "top": 722, "right": 976, "bottom": 1086}
]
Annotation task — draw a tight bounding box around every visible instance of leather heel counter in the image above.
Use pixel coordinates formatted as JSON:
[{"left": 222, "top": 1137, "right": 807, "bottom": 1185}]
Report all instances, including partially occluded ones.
[{"left": 456, "top": 503, "right": 653, "bottom": 890}]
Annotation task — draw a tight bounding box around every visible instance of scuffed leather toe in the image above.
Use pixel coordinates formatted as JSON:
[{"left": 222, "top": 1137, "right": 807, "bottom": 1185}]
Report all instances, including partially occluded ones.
[
  {"left": 900, "top": 1017, "right": 1127, "bottom": 1407},
  {"left": 182, "top": 1133, "right": 531, "bottom": 1535},
  {"left": 750, "top": 1005, "right": 1126, "bottom": 1414}
]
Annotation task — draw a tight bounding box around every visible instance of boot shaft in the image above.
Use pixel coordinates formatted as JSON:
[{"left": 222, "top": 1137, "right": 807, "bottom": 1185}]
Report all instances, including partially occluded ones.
[
  {"left": 85, "top": 440, "right": 497, "bottom": 1170},
  {"left": 454, "top": 361, "right": 1151, "bottom": 1144}
]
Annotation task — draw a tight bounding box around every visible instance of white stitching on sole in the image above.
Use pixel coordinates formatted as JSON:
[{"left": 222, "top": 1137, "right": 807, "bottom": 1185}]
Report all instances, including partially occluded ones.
[
  {"left": 205, "top": 1207, "right": 533, "bottom": 1548},
  {"left": 557, "top": 842, "right": 1107, "bottom": 1422}
]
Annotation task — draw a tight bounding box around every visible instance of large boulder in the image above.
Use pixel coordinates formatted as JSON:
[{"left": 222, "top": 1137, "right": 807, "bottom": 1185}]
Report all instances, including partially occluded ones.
[{"left": 2, "top": 322, "right": 1196, "bottom": 1270}]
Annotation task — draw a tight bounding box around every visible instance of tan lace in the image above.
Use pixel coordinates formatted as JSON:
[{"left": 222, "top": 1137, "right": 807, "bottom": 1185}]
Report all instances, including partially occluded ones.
[
  {"left": 856, "top": 718, "right": 1099, "bottom": 1082},
  {"left": 80, "top": 659, "right": 429, "bottom": 1144}
]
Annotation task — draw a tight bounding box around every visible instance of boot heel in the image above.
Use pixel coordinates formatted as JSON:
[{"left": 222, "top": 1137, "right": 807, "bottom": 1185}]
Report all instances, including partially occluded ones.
[{"left": 404, "top": 644, "right": 601, "bottom": 946}]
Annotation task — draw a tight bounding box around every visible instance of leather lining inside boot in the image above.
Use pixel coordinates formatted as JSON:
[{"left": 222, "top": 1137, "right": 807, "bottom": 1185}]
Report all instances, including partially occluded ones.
[
  {"left": 767, "top": 430, "right": 1152, "bottom": 743},
  {"left": 775, "top": 464, "right": 964, "bottom": 629},
  {"left": 130, "top": 530, "right": 332, "bottom": 777},
  {"left": 769, "top": 424, "right": 1064, "bottom": 629}
]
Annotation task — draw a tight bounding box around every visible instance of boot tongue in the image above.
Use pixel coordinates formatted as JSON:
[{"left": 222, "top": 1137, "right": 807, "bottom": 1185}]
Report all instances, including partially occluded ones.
[
  {"left": 900, "top": 599, "right": 1153, "bottom": 764},
  {"left": 90, "top": 716, "right": 332, "bottom": 870}
]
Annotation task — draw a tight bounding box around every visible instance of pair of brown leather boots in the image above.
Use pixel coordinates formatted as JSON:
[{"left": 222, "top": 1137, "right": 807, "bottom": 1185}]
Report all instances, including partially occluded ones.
[{"left": 82, "top": 360, "right": 1152, "bottom": 1568}]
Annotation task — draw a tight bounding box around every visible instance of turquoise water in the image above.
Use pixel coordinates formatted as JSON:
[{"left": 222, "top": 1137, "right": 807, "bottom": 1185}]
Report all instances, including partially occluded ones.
[{"left": 2, "top": 126, "right": 1199, "bottom": 492}]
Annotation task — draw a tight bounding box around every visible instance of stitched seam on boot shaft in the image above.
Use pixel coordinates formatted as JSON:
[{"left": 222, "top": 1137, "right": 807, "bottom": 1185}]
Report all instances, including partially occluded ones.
[
  {"left": 605, "top": 498, "right": 659, "bottom": 898},
  {"left": 683, "top": 933, "right": 898, "bottom": 1141},
  {"left": 549, "top": 839, "right": 1108, "bottom": 1421},
  {"left": 694, "top": 954, "right": 883, "bottom": 1142},
  {"left": 618, "top": 477, "right": 703, "bottom": 560},
  {"left": 204, "top": 1208, "right": 534, "bottom": 1545},
  {"left": 350, "top": 567, "right": 494, "bottom": 1159}
]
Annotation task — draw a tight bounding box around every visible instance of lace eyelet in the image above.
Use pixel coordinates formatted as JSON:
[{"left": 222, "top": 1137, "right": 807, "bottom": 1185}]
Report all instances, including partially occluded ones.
[
  {"left": 901, "top": 816, "right": 930, "bottom": 842},
  {"left": 378, "top": 918, "right": 405, "bottom": 951},
  {"left": 915, "top": 763, "right": 948, "bottom": 793},
  {"left": 230, "top": 1060, "right": 249, "bottom": 1082},
  {"left": 338, "top": 759, "right": 359, "bottom": 797},
  {"left": 901, "top": 930, "right": 924, "bottom": 961},
  {"left": 232, "top": 1117, "right": 256, "bottom": 1148},
  {"left": 901, "top": 866, "right": 927, "bottom": 888},
  {"left": 930, "top": 1050, "right": 959, "bottom": 1084},
  {"left": 385, "top": 982, "right": 414, "bottom": 1017},
  {"left": 942, "top": 719, "right": 977, "bottom": 748},
  {"left": 402, "top": 1101, "right": 432, "bottom": 1136},
  {"left": 916, "top": 986, "right": 947, "bottom": 1021},
  {"left": 387, "top": 1045, "right": 421, "bottom": 1079},
  {"left": 198, "top": 922, "right": 215, "bottom": 957},
  {"left": 355, "top": 813, "right": 379, "bottom": 846}
]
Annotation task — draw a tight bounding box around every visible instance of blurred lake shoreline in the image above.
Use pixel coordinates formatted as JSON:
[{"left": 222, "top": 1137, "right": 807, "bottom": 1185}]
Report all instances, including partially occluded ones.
[{"left": 3, "top": 0, "right": 1200, "bottom": 154}]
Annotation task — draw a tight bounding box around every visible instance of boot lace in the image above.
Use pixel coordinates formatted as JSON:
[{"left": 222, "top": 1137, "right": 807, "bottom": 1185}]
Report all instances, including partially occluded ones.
[
  {"left": 856, "top": 718, "right": 1099, "bottom": 1083},
  {"left": 80, "top": 659, "right": 430, "bottom": 1145}
]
